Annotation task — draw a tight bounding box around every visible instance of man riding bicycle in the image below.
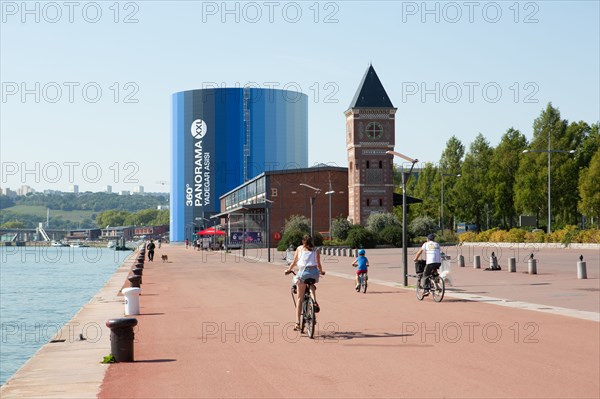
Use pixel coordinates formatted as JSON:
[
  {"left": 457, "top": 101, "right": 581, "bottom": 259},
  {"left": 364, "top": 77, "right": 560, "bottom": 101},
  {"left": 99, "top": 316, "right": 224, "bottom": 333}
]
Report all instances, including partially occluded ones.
[{"left": 414, "top": 234, "right": 441, "bottom": 294}]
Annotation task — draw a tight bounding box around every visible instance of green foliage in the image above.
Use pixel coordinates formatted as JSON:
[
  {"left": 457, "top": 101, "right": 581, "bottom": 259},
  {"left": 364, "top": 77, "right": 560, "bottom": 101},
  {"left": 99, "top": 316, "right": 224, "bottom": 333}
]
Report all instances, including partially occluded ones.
[
  {"left": 379, "top": 225, "right": 403, "bottom": 247},
  {"left": 284, "top": 215, "right": 310, "bottom": 234},
  {"left": 489, "top": 128, "right": 528, "bottom": 228},
  {"left": 276, "top": 229, "right": 323, "bottom": 251},
  {"left": 96, "top": 210, "right": 130, "bottom": 228},
  {"left": 101, "top": 354, "right": 116, "bottom": 364},
  {"left": 365, "top": 212, "right": 400, "bottom": 233},
  {"left": 331, "top": 217, "right": 351, "bottom": 240},
  {"left": 458, "top": 232, "right": 477, "bottom": 242},
  {"left": 0, "top": 220, "right": 26, "bottom": 228},
  {"left": 14, "top": 192, "right": 168, "bottom": 213},
  {"left": 346, "top": 225, "right": 377, "bottom": 249},
  {"left": 455, "top": 134, "right": 493, "bottom": 231},
  {"left": 578, "top": 149, "right": 600, "bottom": 228},
  {"left": 277, "top": 229, "right": 305, "bottom": 251},
  {"left": 409, "top": 215, "right": 437, "bottom": 238},
  {"left": 0, "top": 195, "right": 16, "bottom": 210}
]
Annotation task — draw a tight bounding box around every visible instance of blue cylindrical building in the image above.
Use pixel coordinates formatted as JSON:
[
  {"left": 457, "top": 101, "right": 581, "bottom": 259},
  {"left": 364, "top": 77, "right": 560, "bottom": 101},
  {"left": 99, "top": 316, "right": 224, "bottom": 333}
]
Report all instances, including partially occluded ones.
[{"left": 171, "top": 88, "right": 308, "bottom": 242}]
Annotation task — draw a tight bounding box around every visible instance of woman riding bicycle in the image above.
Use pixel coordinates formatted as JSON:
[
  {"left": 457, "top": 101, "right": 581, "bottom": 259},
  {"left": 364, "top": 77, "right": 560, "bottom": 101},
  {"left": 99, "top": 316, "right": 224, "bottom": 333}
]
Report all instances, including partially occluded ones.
[
  {"left": 284, "top": 234, "right": 325, "bottom": 331},
  {"left": 414, "top": 233, "right": 441, "bottom": 294}
]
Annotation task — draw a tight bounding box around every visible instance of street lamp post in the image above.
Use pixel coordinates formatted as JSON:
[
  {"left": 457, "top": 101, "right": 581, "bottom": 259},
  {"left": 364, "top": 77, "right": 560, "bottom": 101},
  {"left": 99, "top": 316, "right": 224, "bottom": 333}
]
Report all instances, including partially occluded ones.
[
  {"left": 325, "top": 190, "right": 335, "bottom": 242},
  {"left": 522, "top": 147, "right": 576, "bottom": 234},
  {"left": 299, "top": 183, "right": 321, "bottom": 237},
  {"left": 265, "top": 199, "right": 274, "bottom": 262},
  {"left": 386, "top": 150, "right": 418, "bottom": 287},
  {"left": 441, "top": 173, "right": 461, "bottom": 237}
]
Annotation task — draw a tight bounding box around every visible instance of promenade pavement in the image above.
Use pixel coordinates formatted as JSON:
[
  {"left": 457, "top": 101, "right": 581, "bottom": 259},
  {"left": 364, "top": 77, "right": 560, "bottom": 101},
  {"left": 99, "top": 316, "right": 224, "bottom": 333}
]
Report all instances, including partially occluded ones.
[
  {"left": 1, "top": 243, "right": 598, "bottom": 398},
  {"left": 97, "top": 244, "right": 599, "bottom": 398}
]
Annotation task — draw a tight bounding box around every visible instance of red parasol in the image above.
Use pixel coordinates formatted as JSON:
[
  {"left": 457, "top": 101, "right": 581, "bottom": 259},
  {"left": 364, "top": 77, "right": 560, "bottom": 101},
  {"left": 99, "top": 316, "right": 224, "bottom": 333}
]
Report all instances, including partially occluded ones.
[{"left": 195, "top": 227, "right": 225, "bottom": 236}]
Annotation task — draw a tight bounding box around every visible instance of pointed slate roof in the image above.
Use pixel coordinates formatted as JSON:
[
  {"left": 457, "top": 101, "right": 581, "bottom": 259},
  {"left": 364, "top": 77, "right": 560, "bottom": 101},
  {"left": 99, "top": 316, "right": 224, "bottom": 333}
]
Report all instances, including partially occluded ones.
[{"left": 348, "top": 64, "right": 394, "bottom": 109}]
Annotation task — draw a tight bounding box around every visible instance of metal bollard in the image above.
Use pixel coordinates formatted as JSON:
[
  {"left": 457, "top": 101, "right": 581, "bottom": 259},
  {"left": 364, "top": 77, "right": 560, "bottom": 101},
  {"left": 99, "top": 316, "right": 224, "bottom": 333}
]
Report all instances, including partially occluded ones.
[
  {"left": 528, "top": 259, "right": 537, "bottom": 274},
  {"left": 348, "top": 248, "right": 354, "bottom": 257},
  {"left": 458, "top": 255, "right": 465, "bottom": 267},
  {"left": 132, "top": 267, "right": 143, "bottom": 276},
  {"left": 509, "top": 257, "right": 516, "bottom": 273},
  {"left": 106, "top": 318, "right": 138, "bottom": 362},
  {"left": 134, "top": 261, "right": 144, "bottom": 269},
  {"left": 474, "top": 255, "right": 481, "bottom": 269},
  {"left": 577, "top": 261, "right": 587, "bottom": 279},
  {"left": 128, "top": 274, "right": 141, "bottom": 288},
  {"left": 342, "top": 248, "right": 347, "bottom": 256}
]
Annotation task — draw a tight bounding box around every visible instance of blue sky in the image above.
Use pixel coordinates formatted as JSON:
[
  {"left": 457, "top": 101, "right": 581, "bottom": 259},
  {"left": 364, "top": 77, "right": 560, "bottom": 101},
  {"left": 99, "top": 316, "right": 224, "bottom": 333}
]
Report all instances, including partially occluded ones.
[{"left": 1, "top": 1, "right": 599, "bottom": 193}]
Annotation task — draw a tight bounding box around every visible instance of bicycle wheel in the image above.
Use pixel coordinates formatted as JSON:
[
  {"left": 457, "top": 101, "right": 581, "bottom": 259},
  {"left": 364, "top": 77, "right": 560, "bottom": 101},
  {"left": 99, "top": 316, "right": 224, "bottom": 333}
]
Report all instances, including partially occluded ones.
[
  {"left": 305, "top": 297, "right": 316, "bottom": 339},
  {"left": 416, "top": 276, "right": 426, "bottom": 300},
  {"left": 299, "top": 298, "right": 307, "bottom": 333},
  {"left": 362, "top": 274, "right": 368, "bottom": 293},
  {"left": 432, "top": 275, "right": 445, "bottom": 302}
]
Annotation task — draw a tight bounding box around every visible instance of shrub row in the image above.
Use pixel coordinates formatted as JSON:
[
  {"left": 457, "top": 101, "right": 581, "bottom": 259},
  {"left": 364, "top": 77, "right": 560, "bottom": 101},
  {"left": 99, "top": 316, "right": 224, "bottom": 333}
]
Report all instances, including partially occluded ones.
[{"left": 458, "top": 226, "right": 600, "bottom": 244}]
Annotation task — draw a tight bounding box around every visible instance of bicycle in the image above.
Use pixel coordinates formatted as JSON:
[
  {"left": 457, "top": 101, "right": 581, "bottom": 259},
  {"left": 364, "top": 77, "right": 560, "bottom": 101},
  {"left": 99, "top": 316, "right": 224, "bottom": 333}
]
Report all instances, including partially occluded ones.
[
  {"left": 414, "top": 260, "right": 445, "bottom": 302},
  {"left": 285, "top": 271, "right": 317, "bottom": 339},
  {"left": 356, "top": 271, "right": 368, "bottom": 293}
]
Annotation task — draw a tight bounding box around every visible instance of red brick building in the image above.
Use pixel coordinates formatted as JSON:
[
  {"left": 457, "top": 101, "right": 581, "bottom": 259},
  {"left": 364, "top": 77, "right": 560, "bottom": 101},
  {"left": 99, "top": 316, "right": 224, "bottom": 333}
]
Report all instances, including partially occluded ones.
[{"left": 218, "top": 166, "right": 348, "bottom": 247}]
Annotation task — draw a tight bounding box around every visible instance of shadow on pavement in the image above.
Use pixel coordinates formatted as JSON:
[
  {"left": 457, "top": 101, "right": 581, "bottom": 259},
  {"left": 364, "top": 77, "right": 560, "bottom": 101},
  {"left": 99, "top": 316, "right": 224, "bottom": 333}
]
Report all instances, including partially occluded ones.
[
  {"left": 320, "top": 331, "right": 413, "bottom": 341},
  {"left": 134, "top": 359, "right": 176, "bottom": 363}
]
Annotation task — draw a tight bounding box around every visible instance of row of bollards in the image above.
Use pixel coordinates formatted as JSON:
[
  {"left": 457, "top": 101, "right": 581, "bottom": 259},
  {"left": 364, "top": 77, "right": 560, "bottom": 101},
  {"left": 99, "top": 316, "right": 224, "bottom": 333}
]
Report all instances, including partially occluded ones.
[
  {"left": 459, "top": 253, "right": 586, "bottom": 278},
  {"left": 320, "top": 247, "right": 356, "bottom": 257},
  {"left": 105, "top": 246, "right": 147, "bottom": 363}
]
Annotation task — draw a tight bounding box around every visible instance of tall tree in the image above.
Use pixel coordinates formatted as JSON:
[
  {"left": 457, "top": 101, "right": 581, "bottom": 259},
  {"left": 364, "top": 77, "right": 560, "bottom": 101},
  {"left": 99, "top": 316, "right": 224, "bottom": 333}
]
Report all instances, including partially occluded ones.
[
  {"left": 410, "top": 162, "right": 440, "bottom": 222},
  {"left": 437, "top": 136, "right": 465, "bottom": 229},
  {"left": 578, "top": 148, "right": 600, "bottom": 228},
  {"left": 455, "top": 134, "right": 493, "bottom": 230},
  {"left": 515, "top": 103, "right": 568, "bottom": 229},
  {"left": 489, "top": 128, "right": 528, "bottom": 228}
]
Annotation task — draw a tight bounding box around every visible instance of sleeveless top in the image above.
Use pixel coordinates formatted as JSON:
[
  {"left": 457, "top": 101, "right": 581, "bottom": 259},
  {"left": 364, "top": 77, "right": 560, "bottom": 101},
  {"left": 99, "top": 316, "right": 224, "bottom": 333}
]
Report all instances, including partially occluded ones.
[{"left": 297, "top": 246, "right": 318, "bottom": 271}]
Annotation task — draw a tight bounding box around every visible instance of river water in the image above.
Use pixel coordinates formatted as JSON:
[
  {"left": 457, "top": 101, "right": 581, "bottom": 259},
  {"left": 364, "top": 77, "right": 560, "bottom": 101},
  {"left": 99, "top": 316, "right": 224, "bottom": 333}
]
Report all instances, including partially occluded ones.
[{"left": 0, "top": 246, "right": 131, "bottom": 386}]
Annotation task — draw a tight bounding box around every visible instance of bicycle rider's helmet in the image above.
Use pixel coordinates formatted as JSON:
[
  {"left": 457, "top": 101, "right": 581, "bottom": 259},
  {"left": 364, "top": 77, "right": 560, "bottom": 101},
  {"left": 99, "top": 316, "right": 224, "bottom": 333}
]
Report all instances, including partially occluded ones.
[{"left": 358, "top": 249, "right": 366, "bottom": 255}]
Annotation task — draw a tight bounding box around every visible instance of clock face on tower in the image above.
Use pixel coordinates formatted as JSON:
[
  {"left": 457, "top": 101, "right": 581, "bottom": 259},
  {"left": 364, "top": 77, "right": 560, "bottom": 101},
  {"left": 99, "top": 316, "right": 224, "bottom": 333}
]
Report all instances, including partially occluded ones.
[{"left": 365, "top": 122, "right": 383, "bottom": 139}]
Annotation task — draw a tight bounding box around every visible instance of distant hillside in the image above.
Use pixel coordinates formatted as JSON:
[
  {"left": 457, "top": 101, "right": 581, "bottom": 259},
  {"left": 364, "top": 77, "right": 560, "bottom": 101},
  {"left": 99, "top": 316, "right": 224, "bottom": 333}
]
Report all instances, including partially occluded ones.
[
  {"left": 0, "top": 192, "right": 169, "bottom": 229},
  {"left": 2, "top": 192, "right": 168, "bottom": 212}
]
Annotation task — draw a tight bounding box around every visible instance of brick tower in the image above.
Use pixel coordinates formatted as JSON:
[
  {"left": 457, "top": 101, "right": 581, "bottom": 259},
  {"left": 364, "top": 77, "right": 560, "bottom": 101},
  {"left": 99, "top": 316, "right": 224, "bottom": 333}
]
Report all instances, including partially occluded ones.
[{"left": 345, "top": 65, "right": 397, "bottom": 225}]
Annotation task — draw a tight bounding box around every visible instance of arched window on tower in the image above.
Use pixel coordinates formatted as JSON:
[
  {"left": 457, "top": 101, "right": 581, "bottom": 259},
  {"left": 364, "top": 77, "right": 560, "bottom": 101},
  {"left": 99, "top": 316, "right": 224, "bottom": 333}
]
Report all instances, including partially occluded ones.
[
  {"left": 379, "top": 198, "right": 383, "bottom": 206},
  {"left": 366, "top": 160, "right": 370, "bottom": 169},
  {"left": 350, "top": 161, "right": 353, "bottom": 170},
  {"left": 366, "top": 199, "right": 370, "bottom": 206},
  {"left": 379, "top": 160, "right": 383, "bottom": 169}
]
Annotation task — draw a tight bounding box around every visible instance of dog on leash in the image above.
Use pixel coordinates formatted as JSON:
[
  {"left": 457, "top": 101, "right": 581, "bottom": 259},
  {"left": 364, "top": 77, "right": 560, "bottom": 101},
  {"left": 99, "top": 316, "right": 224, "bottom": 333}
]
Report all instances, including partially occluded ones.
[{"left": 161, "top": 254, "right": 168, "bottom": 262}]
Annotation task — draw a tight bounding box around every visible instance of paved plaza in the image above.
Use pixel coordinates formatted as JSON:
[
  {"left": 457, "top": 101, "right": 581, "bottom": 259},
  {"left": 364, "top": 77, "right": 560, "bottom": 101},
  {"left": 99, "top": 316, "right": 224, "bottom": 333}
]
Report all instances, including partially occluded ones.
[{"left": 2, "top": 244, "right": 598, "bottom": 398}]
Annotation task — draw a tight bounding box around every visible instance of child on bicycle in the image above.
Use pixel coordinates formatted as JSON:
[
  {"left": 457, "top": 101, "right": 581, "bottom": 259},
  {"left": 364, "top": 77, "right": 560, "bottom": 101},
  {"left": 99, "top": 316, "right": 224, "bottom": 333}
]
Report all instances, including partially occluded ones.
[{"left": 352, "top": 249, "right": 369, "bottom": 291}]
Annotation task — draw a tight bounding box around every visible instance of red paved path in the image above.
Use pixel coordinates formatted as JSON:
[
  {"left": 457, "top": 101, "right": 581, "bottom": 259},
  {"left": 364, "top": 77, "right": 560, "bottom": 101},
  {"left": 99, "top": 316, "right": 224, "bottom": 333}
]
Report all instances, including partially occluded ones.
[{"left": 99, "top": 245, "right": 599, "bottom": 398}]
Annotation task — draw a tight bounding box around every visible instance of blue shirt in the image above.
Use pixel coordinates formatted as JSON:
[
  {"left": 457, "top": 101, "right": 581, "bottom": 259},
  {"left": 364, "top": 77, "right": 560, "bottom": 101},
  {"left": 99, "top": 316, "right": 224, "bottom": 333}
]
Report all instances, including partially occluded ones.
[{"left": 355, "top": 256, "right": 369, "bottom": 271}]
